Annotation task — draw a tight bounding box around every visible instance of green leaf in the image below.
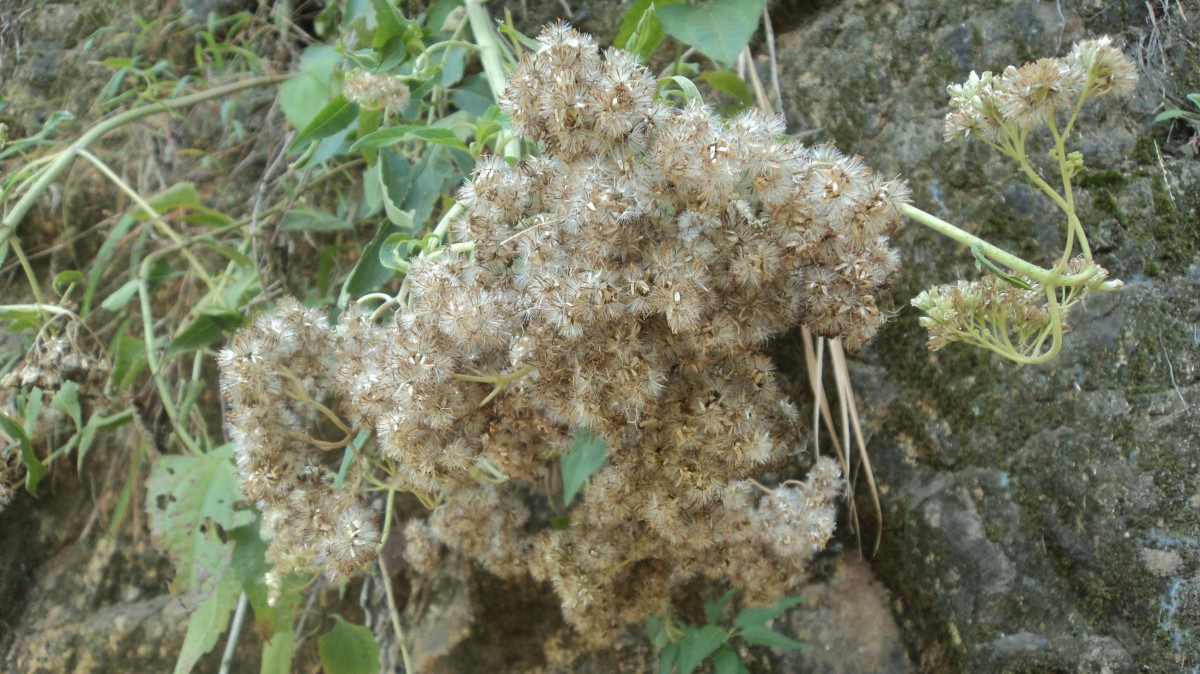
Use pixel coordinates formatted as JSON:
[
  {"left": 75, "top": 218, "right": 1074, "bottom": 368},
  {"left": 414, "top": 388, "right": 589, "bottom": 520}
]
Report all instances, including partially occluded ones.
[
  {"left": 282, "top": 207, "right": 353, "bottom": 232},
  {"left": 737, "top": 624, "right": 806, "bottom": 650},
  {"left": 370, "top": 0, "right": 408, "bottom": 50},
  {"left": 550, "top": 514, "right": 571, "bottom": 530},
  {"left": 261, "top": 631, "right": 295, "bottom": 674},
  {"left": 677, "top": 625, "right": 728, "bottom": 674},
  {"left": 1154, "top": 108, "right": 1199, "bottom": 122},
  {"left": 560, "top": 428, "right": 608, "bottom": 505},
  {"left": 700, "top": 71, "right": 754, "bottom": 107},
  {"left": 109, "top": 334, "right": 146, "bottom": 391},
  {"left": 647, "top": 615, "right": 670, "bottom": 649},
  {"left": 101, "top": 279, "right": 140, "bottom": 312},
  {"left": 0, "top": 413, "right": 46, "bottom": 496},
  {"left": 52, "top": 270, "right": 83, "bottom": 295},
  {"left": 657, "top": 0, "right": 766, "bottom": 68},
  {"left": 173, "top": 568, "right": 241, "bottom": 674},
  {"left": 705, "top": 588, "right": 738, "bottom": 625},
  {"left": 712, "top": 646, "right": 749, "bottom": 674},
  {"left": 617, "top": 0, "right": 681, "bottom": 62},
  {"left": 351, "top": 125, "right": 470, "bottom": 153},
  {"left": 658, "top": 75, "right": 703, "bottom": 104},
  {"left": 970, "top": 245, "right": 1033, "bottom": 290},
  {"left": 292, "top": 95, "right": 359, "bottom": 149},
  {"left": 1188, "top": 93, "right": 1200, "bottom": 108},
  {"left": 83, "top": 215, "right": 137, "bottom": 315},
  {"left": 0, "top": 307, "right": 43, "bottom": 332},
  {"left": 146, "top": 444, "right": 255, "bottom": 600},
  {"left": 338, "top": 221, "right": 401, "bottom": 307},
  {"left": 131, "top": 182, "right": 200, "bottom": 220},
  {"left": 659, "top": 641, "right": 681, "bottom": 674},
  {"left": 166, "top": 310, "right": 246, "bottom": 359},
  {"left": 318, "top": 616, "right": 381, "bottom": 674},
  {"left": 50, "top": 381, "right": 82, "bottom": 429},
  {"left": 280, "top": 45, "right": 341, "bottom": 130},
  {"left": 733, "top": 595, "right": 806, "bottom": 629},
  {"left": 378, "top": 232, "right": 414, "bottom": 271}
]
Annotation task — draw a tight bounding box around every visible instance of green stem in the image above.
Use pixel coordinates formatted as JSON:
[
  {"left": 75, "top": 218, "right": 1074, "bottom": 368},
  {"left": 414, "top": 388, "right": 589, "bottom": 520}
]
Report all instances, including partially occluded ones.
[
  {"left": 463, "top": 0, "right": 520, "bottom": 159},
  {"left": 0, "top": 74, "right": 291, "bottom": 259},
  {"left": 901, "top": 203, "right": 1054, "bottom": 283}
]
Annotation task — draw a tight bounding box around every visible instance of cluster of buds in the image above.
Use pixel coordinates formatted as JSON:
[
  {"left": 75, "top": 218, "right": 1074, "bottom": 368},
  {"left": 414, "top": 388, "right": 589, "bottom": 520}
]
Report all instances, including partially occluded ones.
[
  {"left": 943, "top": 35, "right": 1137, "bottom": 142},
  {"left": 343, "top": 70, "right": 412, "bottom": 114},
  {"left": 220, "top": 23, "right": 909, "bottom": 635}
]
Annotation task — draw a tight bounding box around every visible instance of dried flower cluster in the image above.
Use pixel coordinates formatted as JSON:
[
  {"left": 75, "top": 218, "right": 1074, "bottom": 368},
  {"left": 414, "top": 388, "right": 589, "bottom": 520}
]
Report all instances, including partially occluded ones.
[
  {"left": 943, "top": 35, "right": 1137, "bottom": 142},
  {"left": 344, "top": 70, "right": 412, "bottom": 114},
  {"left": 219, "top": 23, "right": 908, "bottom": 639}
]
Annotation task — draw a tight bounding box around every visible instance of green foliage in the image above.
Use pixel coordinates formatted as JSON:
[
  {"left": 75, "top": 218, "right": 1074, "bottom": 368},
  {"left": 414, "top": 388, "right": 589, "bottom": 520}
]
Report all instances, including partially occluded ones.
[
  {"left": 649, "top": 591, "right": 806, "bottom": 674},
  {"left": 1154, "top": 92, "right": 1200, "bottom": 123},
  {"left": 560, "top": 428, "right": 609, "bottom": 506},
  {"left": 319, "top": 617, "right": 382, "bottom": 674},
  {"left": 657, "top": 0, "right": 766, "bottom": 68}
]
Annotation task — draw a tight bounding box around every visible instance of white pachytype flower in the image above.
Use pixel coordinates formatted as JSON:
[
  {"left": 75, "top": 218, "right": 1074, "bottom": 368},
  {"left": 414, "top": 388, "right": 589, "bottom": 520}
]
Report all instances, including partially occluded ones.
[{"left": 220, "top": 23, "right": 901, "bottom": 638}]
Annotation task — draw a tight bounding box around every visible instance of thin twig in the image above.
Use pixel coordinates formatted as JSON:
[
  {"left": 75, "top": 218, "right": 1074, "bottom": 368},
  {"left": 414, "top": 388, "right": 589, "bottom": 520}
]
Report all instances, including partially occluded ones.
[
  {"left": 219, "top": 592, "right": 250, "bottom": 674},
  {"left": 377, "top": 554, "right": 415, "bottom": 674}
]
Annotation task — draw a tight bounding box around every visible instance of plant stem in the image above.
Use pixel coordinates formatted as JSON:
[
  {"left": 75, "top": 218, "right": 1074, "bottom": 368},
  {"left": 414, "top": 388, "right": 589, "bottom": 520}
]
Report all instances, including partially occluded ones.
[
  {"left": 901, "top": 203, "right": 1053, "bottom": 283},
  {"left": 0, "top": 74, "right": 291, "bottom": 259}
]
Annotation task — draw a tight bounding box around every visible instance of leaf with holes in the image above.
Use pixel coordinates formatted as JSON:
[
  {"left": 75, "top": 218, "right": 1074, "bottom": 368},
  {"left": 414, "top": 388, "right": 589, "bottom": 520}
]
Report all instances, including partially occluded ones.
[{"left": 146, "top": 444, "right": 254, "bottom": 603}]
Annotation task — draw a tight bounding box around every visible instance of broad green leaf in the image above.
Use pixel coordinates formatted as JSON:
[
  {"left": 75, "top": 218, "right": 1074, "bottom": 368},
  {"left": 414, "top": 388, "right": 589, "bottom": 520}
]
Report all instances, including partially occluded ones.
[
  {"left": 0, "top": 413, "right": 46, "bottom": 495},
  {"left": 77, "top": 408, "right": 133, "bottom": 472},
  {"left": 280, "top": 45, "right": 341, "bottom": 129},
  {"left": 561, "top": 428, "right": 608, "bottom": 505},
  {"left": 451, "top": 75, "right": 495, "bottom": 116},
  {"left": 736, "top": 624, "right": 806, "bottom": 650},
  {"left": 282, "top": 207, "right": 353, "bottom": 232},
  {"left": 146, "top": 444, "right": 255, "bottom": 600},
  {"left": 647, "top": 615, "right": 670, "bottom": 649},
  {"left": 173, "top": 568, "right": 241, "bottom": 674},
  {"left": 318, "top": 616, "right": 381, "bottom": 674},
  {"left": 338, "top": 221, "right": 401, "bottom": 307},
  {"left": 370, "top": 0, "right": 408, "bottom": 50},
  {"left": 676, "top": 625, "right": 728, "bottom": 674},
  {"left": 261, "top": 631, "right": 295, "bottom": 674},
  {"left": 292, "top": 95, "right": 359, "bottom": 148},
  {"left": 0, "top": 307, "right": 44, "bottom": 332},
  {"left": 657, "top": 0, "right": 766, "bottom": 68},
  {"left": 403, "top": 147, "right": 458, "bottom": 228},
  {"left": 733, "top": 595, "right": 806, "bottom": 629},
  {"left": 700, "top": 71, "right": 754, "bottom": 107},
  {"left": 712, "top": 646, "right": 749, "bottom": 674}
]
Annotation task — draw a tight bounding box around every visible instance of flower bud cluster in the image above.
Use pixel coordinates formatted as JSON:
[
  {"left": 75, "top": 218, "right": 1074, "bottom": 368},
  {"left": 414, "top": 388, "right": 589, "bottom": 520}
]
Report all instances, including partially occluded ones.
[
  {"left": 944, "top": 36, "right": 1137, "bottom": 142},
  {"left": 220, "top": 23, "right": 907, "bottom": 635},
  {"left": 343, "top": 70, "right": 412, "bottom": 114}
]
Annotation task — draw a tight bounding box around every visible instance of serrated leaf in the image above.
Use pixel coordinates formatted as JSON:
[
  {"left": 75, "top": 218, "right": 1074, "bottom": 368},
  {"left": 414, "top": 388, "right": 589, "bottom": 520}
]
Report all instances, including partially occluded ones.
[
  {"left": 657, "top": 0, "right": 766, "bottom": 68},
  {"left": 282, "top": 207, "right": 352, "bottom": 232},
  {"left": 173, "top": 569, "right": 241, "bottom": 674},
  {"left": 561, "top": 428, "right": 608, "bottom": 505},
  {"left": 737, "top": 623, "right": 806, "bottom": 650},
  {"left": 712, "top": 646, "right": 748, "bottom": 674},
  {"left": 319, "top": 616, "right": 381, "bottom": 674},
  {"left": 677, "top": 625, "right": 728, "bottom": 674},
  {"left": 0, "top": 413, "right": 46, "bottom": 495},
  {"left": 292, "top": 95, "right": 359, "bottom": 148},
  {"left": 733, "top": 595, "right": 806, "bottom": 629},
  {"left": 146, "top": 445, "right": 254, "bottom": 601}
]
